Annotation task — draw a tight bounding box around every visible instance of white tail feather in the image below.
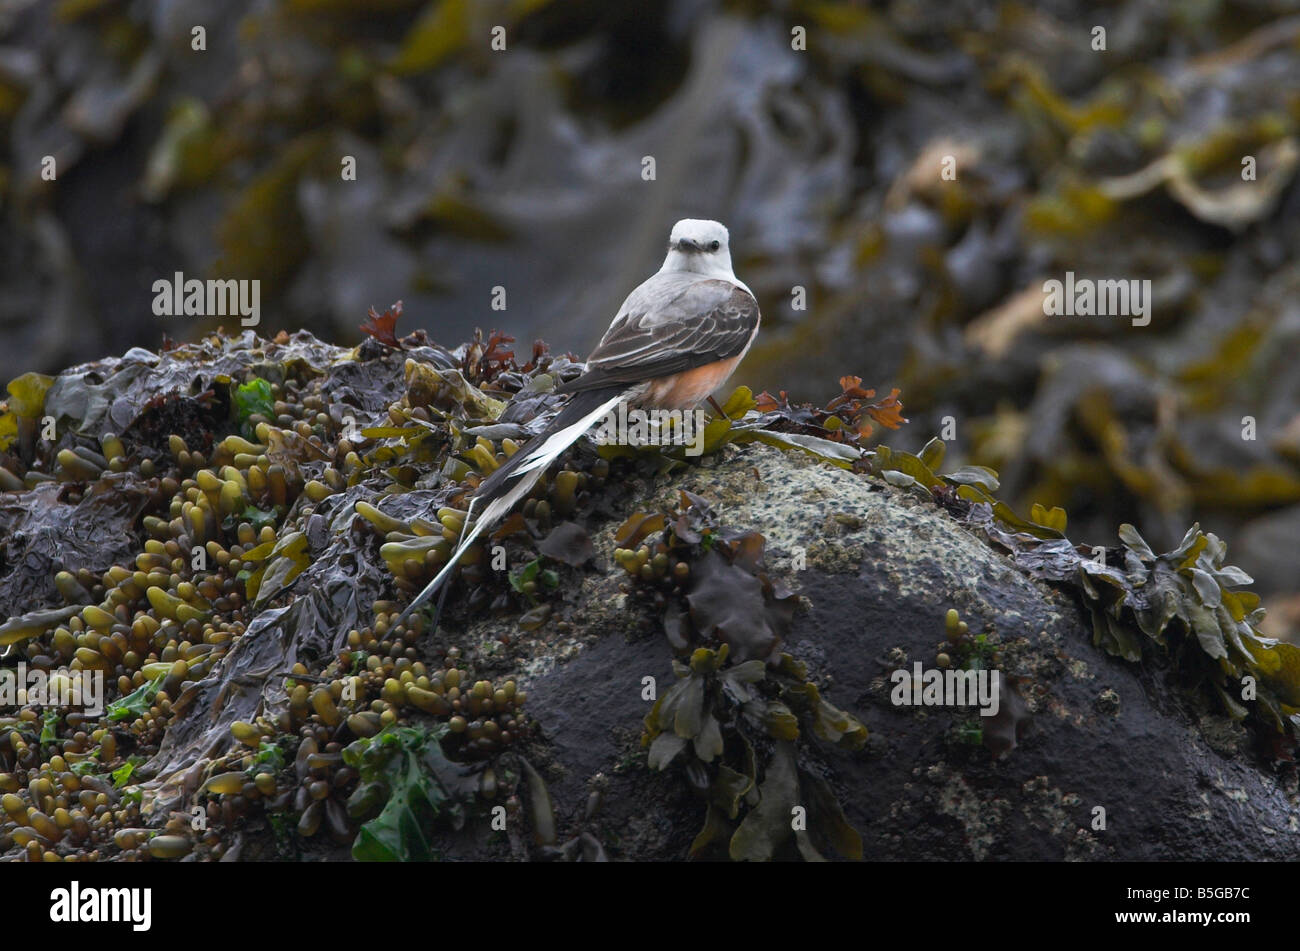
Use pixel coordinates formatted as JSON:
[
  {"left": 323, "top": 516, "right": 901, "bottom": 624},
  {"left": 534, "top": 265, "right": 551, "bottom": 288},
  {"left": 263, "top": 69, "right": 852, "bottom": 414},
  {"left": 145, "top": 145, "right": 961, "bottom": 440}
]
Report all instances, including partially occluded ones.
[
  {"left": 511, "top": 392, "right": 625, "bottom": 476},
  {"left": 394, "top": 390, "right": 626, "bottom": 626}
]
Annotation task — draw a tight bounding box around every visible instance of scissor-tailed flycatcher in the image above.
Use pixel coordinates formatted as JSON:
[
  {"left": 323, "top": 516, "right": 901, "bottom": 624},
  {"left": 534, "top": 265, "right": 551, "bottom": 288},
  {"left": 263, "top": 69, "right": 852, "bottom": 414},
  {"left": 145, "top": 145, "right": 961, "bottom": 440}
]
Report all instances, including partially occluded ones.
[{"left": 395, "top": 219, "right": 760, "bottom": 627}]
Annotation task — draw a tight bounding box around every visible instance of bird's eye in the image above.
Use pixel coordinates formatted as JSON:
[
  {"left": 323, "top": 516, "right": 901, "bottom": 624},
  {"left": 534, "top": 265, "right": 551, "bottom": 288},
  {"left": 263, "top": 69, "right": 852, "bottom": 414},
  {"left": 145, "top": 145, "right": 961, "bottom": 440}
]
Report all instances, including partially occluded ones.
[{"left": 709, "top": 240, "right": 720, "bottom": 251}]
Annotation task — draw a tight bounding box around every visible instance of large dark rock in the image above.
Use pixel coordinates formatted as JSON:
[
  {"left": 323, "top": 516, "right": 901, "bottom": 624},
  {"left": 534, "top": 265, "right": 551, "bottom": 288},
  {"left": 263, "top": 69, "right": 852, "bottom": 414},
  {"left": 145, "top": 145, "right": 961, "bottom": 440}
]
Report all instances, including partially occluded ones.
[{"left": 463, "top": 445, "right": 1298, "bottom": 860}]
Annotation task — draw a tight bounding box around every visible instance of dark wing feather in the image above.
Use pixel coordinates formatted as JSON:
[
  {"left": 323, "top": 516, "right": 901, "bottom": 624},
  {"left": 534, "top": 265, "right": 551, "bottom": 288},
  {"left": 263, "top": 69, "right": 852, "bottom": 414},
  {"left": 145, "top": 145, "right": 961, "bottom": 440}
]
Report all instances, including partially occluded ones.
[{"left": 556, "top": 276, "right": 759, "bottom": 394}]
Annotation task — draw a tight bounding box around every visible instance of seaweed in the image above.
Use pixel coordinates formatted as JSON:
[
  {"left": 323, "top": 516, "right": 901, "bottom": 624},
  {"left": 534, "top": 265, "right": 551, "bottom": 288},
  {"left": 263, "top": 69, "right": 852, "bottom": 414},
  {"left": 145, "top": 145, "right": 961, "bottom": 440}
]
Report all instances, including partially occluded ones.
[
  {"left": 620, "top": 493, "right": 866, "bottom": 861},
  {"left": 341, "top": 724, "right": 478, "bottom": 862},
  {"left": 106, "top": 673, "right": 166, "bottom": 723},
  {"left": 359, "top": 301, "right": 404, "bottom": 349},
  {"left": 860, "top": 434, "right": 1300, "bottom": 742},
  {"left": 2, "top": 321, "right": 1293, "bottom": 866}
]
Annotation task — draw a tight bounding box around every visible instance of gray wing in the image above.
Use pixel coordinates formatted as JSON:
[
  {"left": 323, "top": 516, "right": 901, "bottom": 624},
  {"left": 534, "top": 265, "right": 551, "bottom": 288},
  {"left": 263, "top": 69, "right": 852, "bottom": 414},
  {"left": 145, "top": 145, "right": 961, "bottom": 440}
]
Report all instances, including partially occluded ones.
[{"left": 557, "top": 274, "right": 760, "bottom": 394}]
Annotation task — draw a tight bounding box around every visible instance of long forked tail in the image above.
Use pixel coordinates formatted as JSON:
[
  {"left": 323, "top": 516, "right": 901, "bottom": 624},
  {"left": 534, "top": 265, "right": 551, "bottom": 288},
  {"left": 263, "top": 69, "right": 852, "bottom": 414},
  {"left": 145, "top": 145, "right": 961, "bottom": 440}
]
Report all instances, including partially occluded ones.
[{"left": 393, "top": 385, "right": 629, "bottom": 629}]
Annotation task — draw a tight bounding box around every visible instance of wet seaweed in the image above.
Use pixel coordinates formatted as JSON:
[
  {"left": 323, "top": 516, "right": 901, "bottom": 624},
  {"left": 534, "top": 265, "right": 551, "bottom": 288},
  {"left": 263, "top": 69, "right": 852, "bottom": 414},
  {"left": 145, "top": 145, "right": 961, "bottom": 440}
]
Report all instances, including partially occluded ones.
[{"left": 616, "top": 492, "right": 865, "bottom": 861}]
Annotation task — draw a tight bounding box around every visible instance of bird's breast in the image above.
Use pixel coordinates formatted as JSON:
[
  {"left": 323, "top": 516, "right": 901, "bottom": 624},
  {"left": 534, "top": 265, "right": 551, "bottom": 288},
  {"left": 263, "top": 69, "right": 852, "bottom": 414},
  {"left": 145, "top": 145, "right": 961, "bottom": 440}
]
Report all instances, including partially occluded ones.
[{"left": 641, "top": 354, "right": 745, "bottom": 410}]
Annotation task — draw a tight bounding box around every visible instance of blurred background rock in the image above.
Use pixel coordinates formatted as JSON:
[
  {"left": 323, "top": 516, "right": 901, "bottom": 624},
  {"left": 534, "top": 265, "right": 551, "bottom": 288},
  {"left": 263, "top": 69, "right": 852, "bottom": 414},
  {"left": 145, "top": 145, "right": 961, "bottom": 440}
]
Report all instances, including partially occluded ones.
[{"left": 1, "top": 0, "right": 1299, "bottom": 630}]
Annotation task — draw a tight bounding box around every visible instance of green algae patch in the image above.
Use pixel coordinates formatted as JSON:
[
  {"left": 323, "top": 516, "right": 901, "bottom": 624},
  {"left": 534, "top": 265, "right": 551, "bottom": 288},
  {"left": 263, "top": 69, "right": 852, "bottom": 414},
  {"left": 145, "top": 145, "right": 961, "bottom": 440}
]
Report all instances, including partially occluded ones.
[
  {"left": 232, "top": 377, "right": 274, "bottom": 439},
  {"left": 343, "top": 724, "right": 477, "bottom": 862}
]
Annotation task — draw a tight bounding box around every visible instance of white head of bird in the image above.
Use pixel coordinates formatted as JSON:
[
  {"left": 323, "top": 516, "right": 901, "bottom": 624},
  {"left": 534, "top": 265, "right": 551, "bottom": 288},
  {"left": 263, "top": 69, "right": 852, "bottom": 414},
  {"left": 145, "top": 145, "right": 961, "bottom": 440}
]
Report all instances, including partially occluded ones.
[{"left": 661, "top": 219, "right": 738, "bottom": 283}]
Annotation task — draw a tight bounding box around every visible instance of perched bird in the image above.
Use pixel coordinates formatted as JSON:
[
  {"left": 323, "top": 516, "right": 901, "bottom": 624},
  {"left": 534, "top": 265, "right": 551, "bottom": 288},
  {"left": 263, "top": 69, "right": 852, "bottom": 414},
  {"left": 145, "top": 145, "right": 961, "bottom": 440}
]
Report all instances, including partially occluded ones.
[{"left": 395, "top": 218, "right": 760, "bottom": 627}]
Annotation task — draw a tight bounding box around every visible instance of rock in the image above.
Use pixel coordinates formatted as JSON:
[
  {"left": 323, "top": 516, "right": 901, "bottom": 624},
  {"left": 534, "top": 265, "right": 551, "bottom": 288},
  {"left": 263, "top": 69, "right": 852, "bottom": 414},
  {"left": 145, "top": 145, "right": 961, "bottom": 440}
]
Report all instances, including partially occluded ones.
[
  {"left": 5, "top": 328, "right": 1292, "bottom": 862},
  {"left": 450, "top": 444, "right": 1299, "bottom": 860}
]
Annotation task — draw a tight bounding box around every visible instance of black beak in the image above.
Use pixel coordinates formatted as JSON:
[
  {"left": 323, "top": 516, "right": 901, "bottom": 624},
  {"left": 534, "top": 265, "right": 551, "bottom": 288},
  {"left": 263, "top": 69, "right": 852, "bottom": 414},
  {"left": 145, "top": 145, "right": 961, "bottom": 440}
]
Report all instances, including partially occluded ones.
[{"left": 675, "top": 238, "right": 702, "bottom": 253}]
